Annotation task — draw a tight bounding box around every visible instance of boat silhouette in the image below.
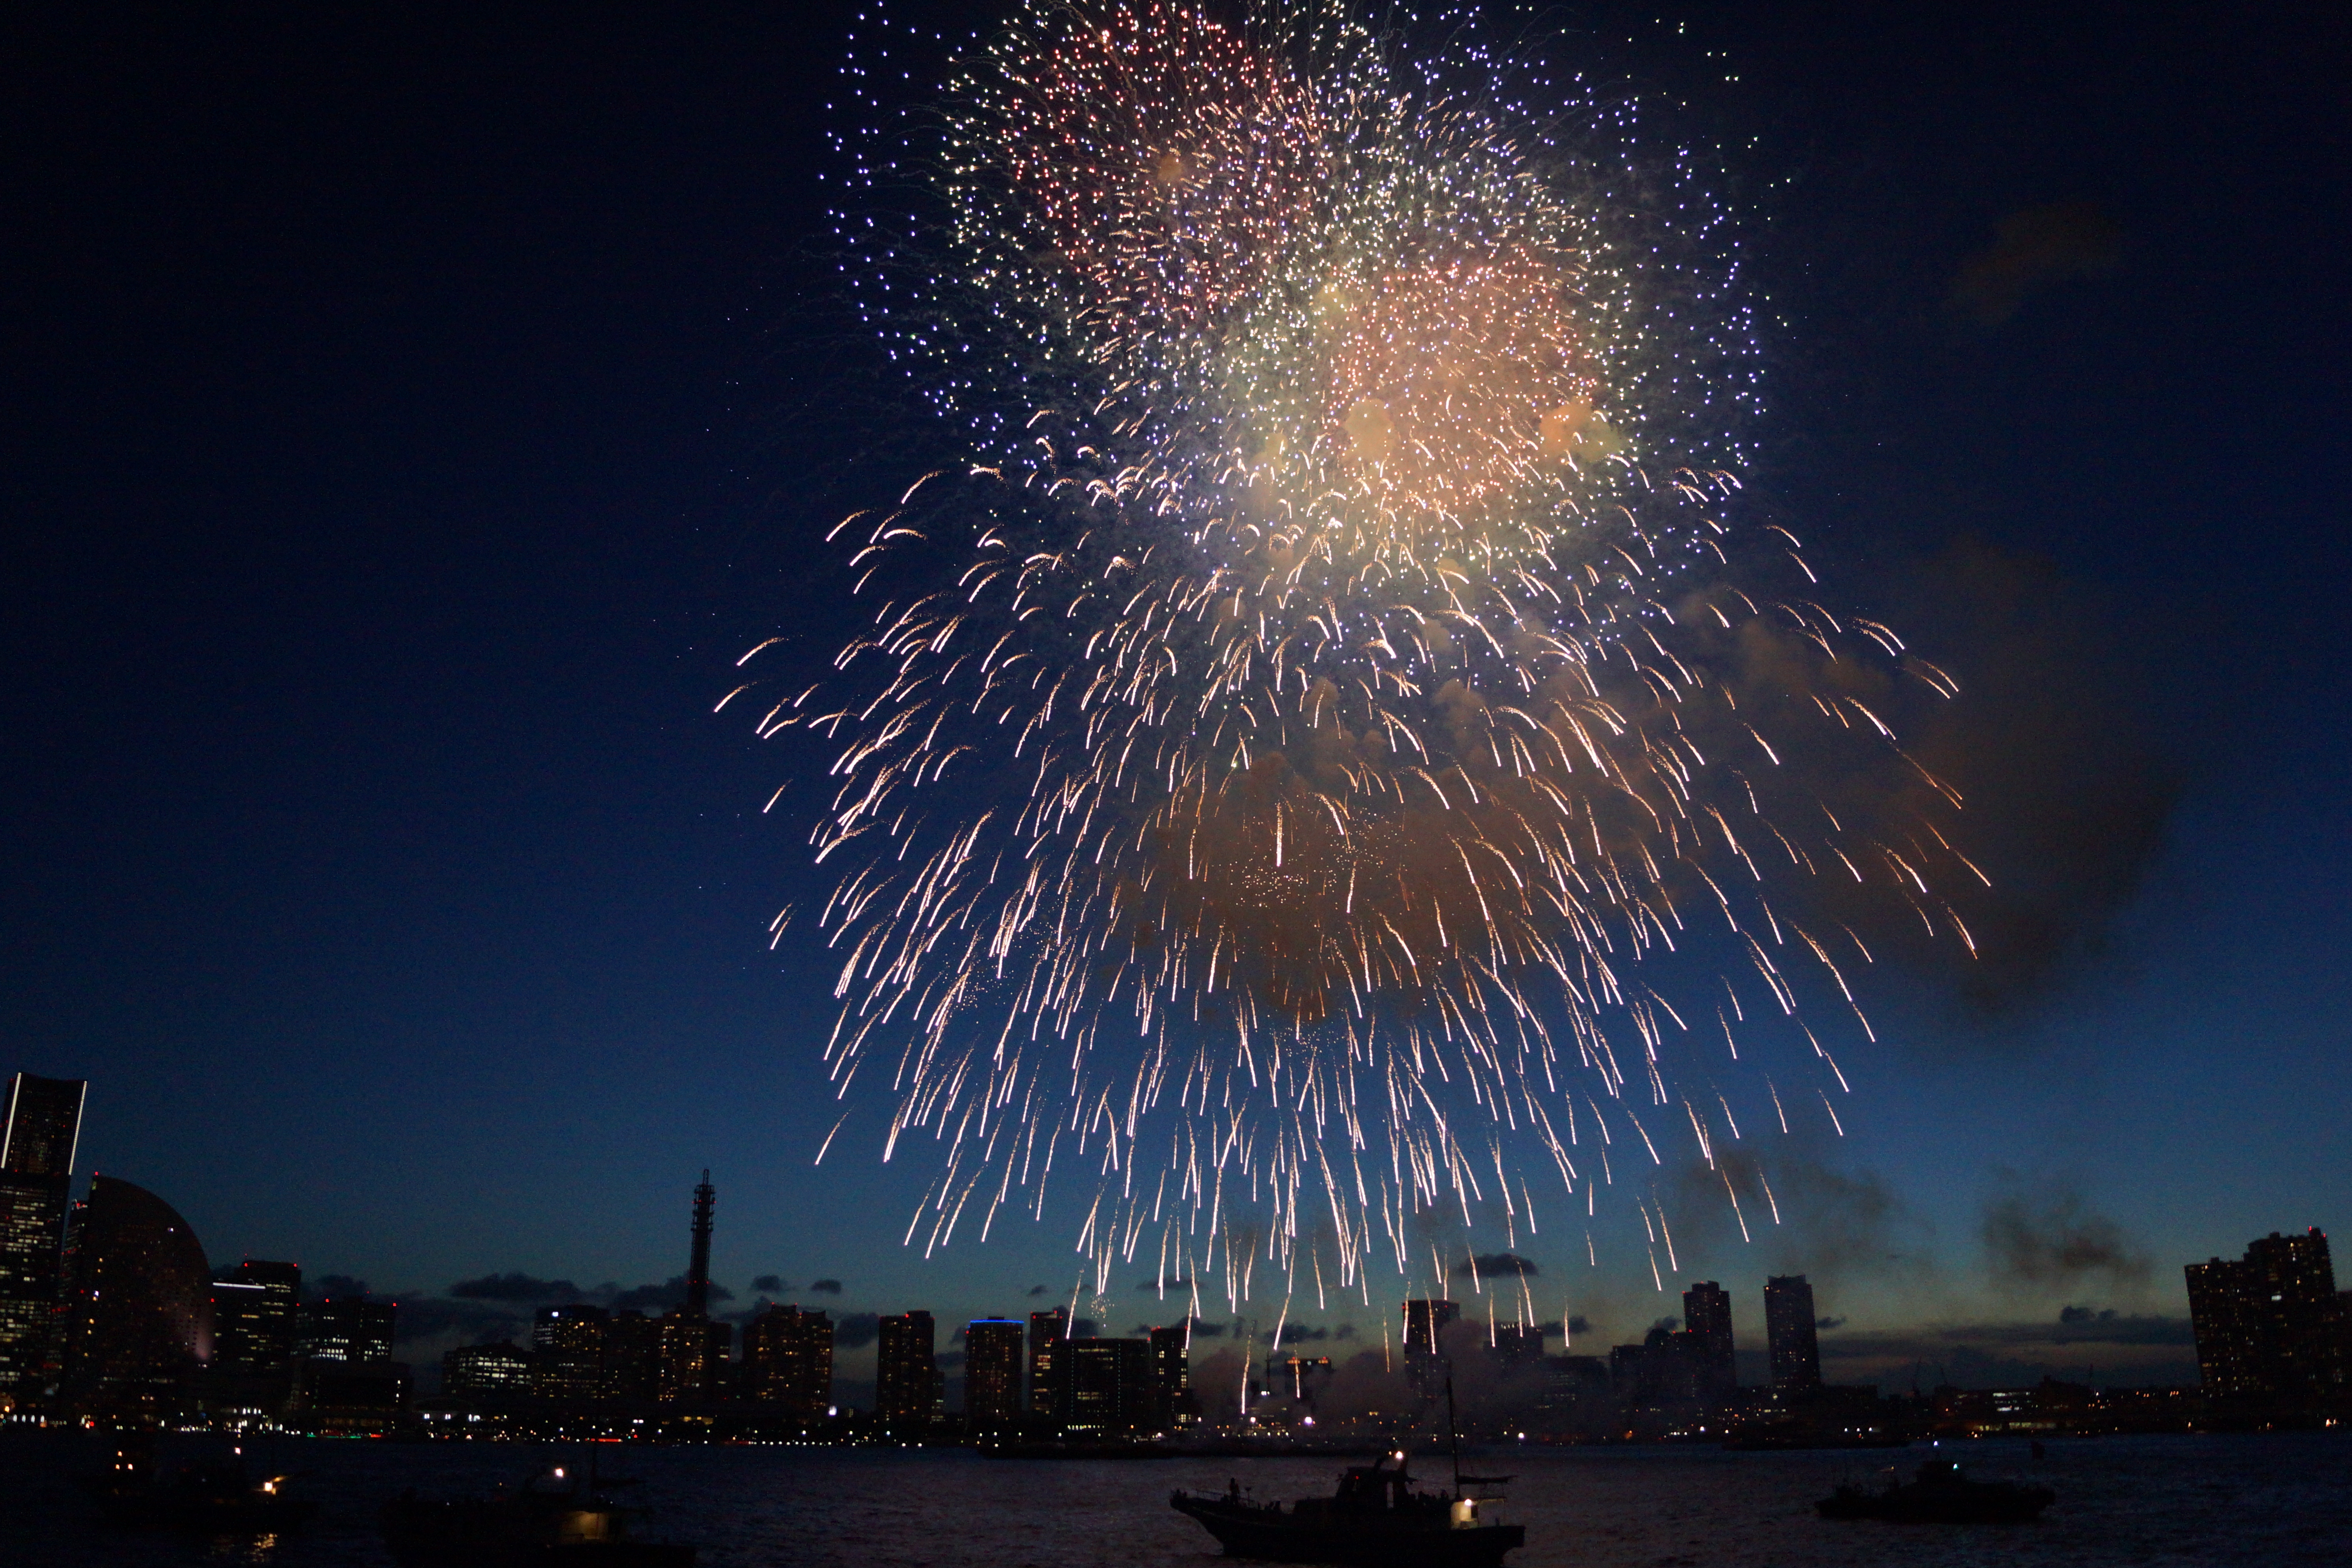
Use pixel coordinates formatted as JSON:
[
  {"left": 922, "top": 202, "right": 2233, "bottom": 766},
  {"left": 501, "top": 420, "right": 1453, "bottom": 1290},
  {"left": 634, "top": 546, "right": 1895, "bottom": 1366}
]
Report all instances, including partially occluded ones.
[{"left": 1817, "top": 1457, "right": 2055, "bottom": 1523}]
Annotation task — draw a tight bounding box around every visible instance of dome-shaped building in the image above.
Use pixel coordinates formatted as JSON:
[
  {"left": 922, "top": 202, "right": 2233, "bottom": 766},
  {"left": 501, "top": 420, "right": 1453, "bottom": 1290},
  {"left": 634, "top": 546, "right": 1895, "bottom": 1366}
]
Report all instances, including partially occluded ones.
[{"left": 57, "top": 1175, "right": 211, "bottom": 1420}]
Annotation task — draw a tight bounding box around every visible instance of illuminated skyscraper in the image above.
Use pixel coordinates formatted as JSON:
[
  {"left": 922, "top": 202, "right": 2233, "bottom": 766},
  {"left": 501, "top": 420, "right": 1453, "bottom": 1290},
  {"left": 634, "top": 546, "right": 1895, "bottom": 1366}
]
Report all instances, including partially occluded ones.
[
  {"left": 210, "top": 1260, "right": 301, "bottom": 1375},
  {"left": 1682, "top": 1281, "right": 1735, "bottom": 1398},
  {"left": 56, "top": 1175, "right": 212, "bottom": 1419},
  {"left": 1063, "top": 1338, "right": 1152, "bottom": 1434},
  {"left": 1029, "top": 1306, "right": 1068, "bottom": 1418},
  {"left": 742, "top": 1303, "right": 834, "bottom": 1417},
  {"left": 601, "top": 1309, "right": 662, "bottom": 1401},
  {"left": 443, "top": 1342, "right": 532, "bottom": 1404},
  {"left": 655, "top": 1171, "right": 730, "bottom": 1402},
  {"left": 0, "top": 1072, "right": 84, "bottom": 1400},
  {"left": 299, "top": 1296, "right": 396, "bottom": 1364},
  {"left": 964, "top": 1318, "right": 1025, "bottom": 1431},
  {"left": 1764, "top": 1275, "right": 1822, "bottom": 1390},
  {"left": 875, "top": 1310, "right": 940, "bottom": 1429},
  {"left": 532, "top": 1304, "right": 608, "bottom": 1406},
  {"left": 1149, "top": 1322, "right": 1191, "bottom": 1426},
  {"left": 2188, "top": 1229, "right": 2347, "bottom": 1404}
]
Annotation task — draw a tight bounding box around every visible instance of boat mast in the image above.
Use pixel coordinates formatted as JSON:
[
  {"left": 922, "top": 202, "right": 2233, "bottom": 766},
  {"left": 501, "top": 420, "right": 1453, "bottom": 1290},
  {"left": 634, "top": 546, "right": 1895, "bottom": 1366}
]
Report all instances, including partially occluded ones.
[{"left": 1445, "top": 1366, "right": 1462, "bottom": 1495}]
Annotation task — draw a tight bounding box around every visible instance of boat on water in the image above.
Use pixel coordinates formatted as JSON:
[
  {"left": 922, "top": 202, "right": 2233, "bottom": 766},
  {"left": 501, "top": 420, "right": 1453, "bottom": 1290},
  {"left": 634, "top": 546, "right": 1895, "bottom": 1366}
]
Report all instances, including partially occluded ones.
[
  {"left": 381, "top": 1461, "right": 695, "bottom": 1566},
  {"left": 78, "top": 1432, "right": 316, "bottom": 1534},
  {"left": 1172, "top": 1452, "right": 1523, "bottom": 1567},
  {"left": 1817, "top": 1457, "right": 2056, "bottom": 1523},
  {"left": 1172, "top": 1375, "right": 1522, "bottom": 1567}
]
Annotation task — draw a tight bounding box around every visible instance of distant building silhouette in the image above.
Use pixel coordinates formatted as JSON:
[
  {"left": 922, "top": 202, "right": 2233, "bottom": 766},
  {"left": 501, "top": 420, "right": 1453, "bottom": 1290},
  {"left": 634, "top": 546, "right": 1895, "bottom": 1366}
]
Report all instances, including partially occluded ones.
[
  {"left": 532, "top": 1304, "right": 608, "bottom": 1405},
  {"left": 875, "top": 1310, "right": 940, "bottom": 1429},
  {"left": 210, "top": 1260, "right": 301, "bottom": 1375},
  {"left": 1764, "top": 1275, "right": 1822, "bottom": 1390},
  {"left": 1401, "top": 1298, "right": 1459, "bottom": 1401},
  {"left": 2188, "top": 1228, "right": 2347, "bottom": 1404},
  {"left": 1492, "top": 1322, "right": 1547, "bottom": 1370},
  {"left": 1148, "top": 1322, "right": 1191, "bottom": 1427},
  {"left": 300, "top": 1296, "right": 395, "bottom": 1364},
  {"left": 1682, "top": 1281, "right": 1735, "bottom": 1399},
  {"left": 56, "top": 1174, "right": 212, "bottom": 1419},
  {"left": 1064, "top": 1337, "right": 1152, "bottom": 1434},
  {"left": 1029, "top": 1306, "right": 1069, "bottom": 1418},
  {"left": 684, "top": 1171, "right": 716, "bottom": 1317},
  {"left": 1611, "top": 1321, "right": 1702, "bottom": 1409},
  {"left": 0, "top": 1072, "right": 85, "bottom": 1403},
  {"left": 443, "top": 1342, "right": 532, "bottom": 1403},
  {"left": 742, "top": 1303, "right": 833, "bottom": 1417},
  {"left": 964, "top": 1319, "right": 1024, "bottom": 1431}
]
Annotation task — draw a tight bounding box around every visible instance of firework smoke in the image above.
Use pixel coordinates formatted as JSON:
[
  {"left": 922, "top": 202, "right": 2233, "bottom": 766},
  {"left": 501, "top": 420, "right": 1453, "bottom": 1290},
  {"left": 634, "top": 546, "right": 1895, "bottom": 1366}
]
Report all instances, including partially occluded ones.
[{"left": 741, "top": 1, "right": 1978, "bottom": 1310}]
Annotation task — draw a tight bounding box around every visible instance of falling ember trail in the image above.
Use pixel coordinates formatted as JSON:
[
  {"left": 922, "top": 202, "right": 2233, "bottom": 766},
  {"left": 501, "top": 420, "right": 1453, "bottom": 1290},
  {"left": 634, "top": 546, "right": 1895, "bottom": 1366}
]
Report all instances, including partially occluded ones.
[{"left": 754, "top": 0, "right": 1976, "bottom": 1296}]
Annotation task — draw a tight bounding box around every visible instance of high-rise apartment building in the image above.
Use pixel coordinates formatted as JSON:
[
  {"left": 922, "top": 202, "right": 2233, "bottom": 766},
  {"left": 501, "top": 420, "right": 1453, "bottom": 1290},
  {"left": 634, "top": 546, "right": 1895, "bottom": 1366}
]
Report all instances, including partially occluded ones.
[
  {"left": 742, "top": 1304, "right": 834, "bottom": 1416},
  {"left": 963, "top": 1319, "right": 1025, "bottom": 1431},
  {"left": 1493, "top": 1322, "right": 1548, "bottom": 1369},
  {"left": 875, "top": 1310, "right": 940, "bottom": 1428},
  {"left": 300, "top": 1296, "right": 396, "bottom": 1364},
  {"left": 657, "top": 1311, "right": 731, "bottom": 1403},
  {"left": 1764, "top": 1274, "right": 1822, "bottom": 1390},
  {"left": 1682, "top": 1281, "right": 1736, "bottom": 1398},
  {"left": 532, "top": 1304, "right": 608, "bottom": 1405},
  {"left": 210, "top": 1260, "right": 301, "bottom": 1375},
  {"left": 1148, "top": 1323, "right": 1191, "bottom": 1426},
  {"left": 1029, "top": 1306, "right": 1069, "bottom": 1417},
  {"left": 601, "top": 1310, "right": 663, "bottom": 1402},
  {"left": 1063, "top": 1338, "right": 1152, "bottom": 1434},
  {"left": 1401, "top": 1298, "right": 1460, "bottom": 1401},
  {"left": 2188, "top": 1229, "right": 2347, "bottom": 1404},
  {"left": 0, "top": 1072, "right": 85, "bottom": 1399},
  {"left": 55, "top": 1175, "right": 212, "bottom": 1419}
]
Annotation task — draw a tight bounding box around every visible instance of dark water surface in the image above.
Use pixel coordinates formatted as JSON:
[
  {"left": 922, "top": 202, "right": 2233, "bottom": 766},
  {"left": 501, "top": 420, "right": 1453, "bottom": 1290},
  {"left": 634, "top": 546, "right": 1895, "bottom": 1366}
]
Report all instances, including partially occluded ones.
[{"left": 4, "top": 1430, "right": 2347, "bottom": 1567}]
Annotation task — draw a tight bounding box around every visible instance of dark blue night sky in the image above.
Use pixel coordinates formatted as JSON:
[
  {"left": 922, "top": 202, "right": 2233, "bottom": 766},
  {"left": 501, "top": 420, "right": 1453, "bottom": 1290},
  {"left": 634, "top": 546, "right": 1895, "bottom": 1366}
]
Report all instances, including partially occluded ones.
[{"left": 4, "top": 2, "right": 2345, "bottom": 1386}]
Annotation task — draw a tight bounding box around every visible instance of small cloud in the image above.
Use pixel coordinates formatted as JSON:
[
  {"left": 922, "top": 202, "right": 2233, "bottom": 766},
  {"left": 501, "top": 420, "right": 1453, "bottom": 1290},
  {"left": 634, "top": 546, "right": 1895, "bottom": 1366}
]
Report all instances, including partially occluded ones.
[
  {"left": 835, "top": 1312, "right": 881, "bottom": 1350},
  {"left": 1950, "top": 201, "right": 2122, "bottom": 325},
  {"left": 1274, "top": 1325, "right": 1330, "bottom": 1343},
  {"left": 809, "top": 1279, "right": 844, "bottom": 1296},
  {"left": 450, "top": 1272, "right": 581, "bottom": 1303},
  {"left": 1183, "top": 1317, "right": 1227, "bottom": 1338},
  {"left": 604, "top": 1276, "right": 737, "bottom": 1313},
  {"left": 1138, "top": 1276, "right": 1192, "bottom": 1291},
  {"left": 1817, "top": 1316, "right": 1848, "bottom": 1331},
  {"left": 1454, "top": 1253, "right": 1539, "bottom": 1279},
  {"left": 1027, "top": 1285, "right": 1049, "bottom": 1297},
  {"left": 305, "top": 1274, "right": 369, "bottom": 1301},
  {"left": 1566, "top": 1314, "right": 1592, "bottom": 1336},
  {"left": 751, "top": 1274, "right": 785, "bottom": 1293},
  {"left": 1332, "top": 1325, "right": 1357, "bottom": 1341}
]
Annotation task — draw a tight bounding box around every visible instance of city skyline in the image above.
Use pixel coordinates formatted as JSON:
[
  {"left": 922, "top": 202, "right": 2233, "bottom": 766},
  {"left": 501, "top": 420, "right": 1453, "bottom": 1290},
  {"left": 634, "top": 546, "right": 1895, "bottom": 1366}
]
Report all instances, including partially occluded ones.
[{"left": 2, "top": 0, "right": 2345, "bottom": 1409}]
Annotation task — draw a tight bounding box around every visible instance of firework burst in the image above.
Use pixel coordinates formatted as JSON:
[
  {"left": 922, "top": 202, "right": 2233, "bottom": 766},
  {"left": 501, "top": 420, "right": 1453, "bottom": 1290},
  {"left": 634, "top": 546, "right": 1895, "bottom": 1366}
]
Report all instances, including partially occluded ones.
[{"left": 743, "top": 0, "right": 1977, "bottom": 1311}]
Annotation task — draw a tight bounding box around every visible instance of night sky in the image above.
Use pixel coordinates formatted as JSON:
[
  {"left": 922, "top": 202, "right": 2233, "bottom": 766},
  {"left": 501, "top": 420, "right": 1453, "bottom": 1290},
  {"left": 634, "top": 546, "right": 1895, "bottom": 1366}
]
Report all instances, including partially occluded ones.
[{"left": 5, "top": 2, "right": 2346, "bottom": 1391}]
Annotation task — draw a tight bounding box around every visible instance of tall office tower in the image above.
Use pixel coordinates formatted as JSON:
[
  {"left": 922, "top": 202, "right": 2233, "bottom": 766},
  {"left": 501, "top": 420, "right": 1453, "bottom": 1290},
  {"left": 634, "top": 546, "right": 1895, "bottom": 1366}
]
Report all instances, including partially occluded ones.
[
  {"left": 299, "top": 1296, "right": 396, "bottom": 1364},
  {"left": 656, "top": 1310, "right": 731, "bottom": 1403},
  {"left": 0, "top": 1072, "right": 85, "bottom": 1399},
  {"left": 443, "top": 1342, "right": 532, "bottom": 1404},
  {"left": 1062, "top": 1338, "right": 1152, "bottom": 1434},
  {"left": 210, "top": 1260, "right": 301, "bottom": 1375},
  {"left": 531, "top": 1304, "right": 609, "bottom": 1406},
  {"left": 1764, "top": 1275, "right": 1823, "bottom": 1390},
  {"left": 1029, "top": 1306, "right": 1069, "bottom": 1417},
  {"left": 1148, "top": 1323, "right": 1191, "bottom": 1426},
  {"left": 601, "top": 1310, "right": 663, "bottom": 1402},
  {"left": 963, "top": 1319, "right": 1025, "bottom": 1431},
  {"left": 875, "top": 1310, "right": 940, "bottom": 1428},
  {"left": 742, "top": 1304, "right": 835, "bottom": 1416},
  {"left": 1681, "top": 1281, "right": 1736, "bottom": 1398},
  {"left": 55, "top": 1175, "right": 211, "bottom": 1419},
  {"left": 684, "top": 1171, "right": 716, "bottom": 1319},
  {"left": 2189, "top": 1229, "right": 2346, "bottom": 1403},
  {"left": 1401, "top": 1298, "right": 1460, "bottom": 1401}
]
